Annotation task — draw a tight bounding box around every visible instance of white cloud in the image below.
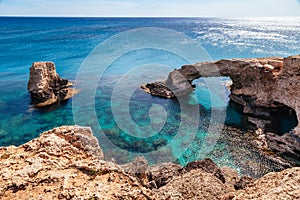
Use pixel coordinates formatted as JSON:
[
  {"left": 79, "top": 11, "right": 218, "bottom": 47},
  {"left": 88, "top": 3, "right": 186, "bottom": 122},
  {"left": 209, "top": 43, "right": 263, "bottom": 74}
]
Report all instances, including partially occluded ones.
[
  {"left": 0, "top": 0, "right": 299, "bottom": 17},
  {"left": 0, "top": 0, "right": 138, "bottom": 16}
]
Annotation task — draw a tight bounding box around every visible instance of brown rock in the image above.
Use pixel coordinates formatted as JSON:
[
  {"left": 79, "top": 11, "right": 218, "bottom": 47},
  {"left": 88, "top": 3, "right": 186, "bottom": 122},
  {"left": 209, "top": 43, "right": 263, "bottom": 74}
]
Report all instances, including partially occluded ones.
[
  {"left": 141, "top": 55, "right": 300, "bottom": 136},
  {"left": 230, "top": 167, "right": 300, "bottom": 200},
  {"left": 265, "top": 131, "right": 300, "bottom": 165},
  {"left": 147, "top": 162, "right": 182, "bottom": 188},
  {"left": 141, "top": 55, "right": 300, "bottom": 166},
  {"left": 220, "top": 166, "right": 240, "bottom": 192},
  {"left": 181, "top": 158, "right": 226, "bottom": 183},
  {"left": 28, "top": 62, "right": 79, "bottom": 107},
  {"left": 141, "top": 82, "right": 175, "bottom": 99},
  {"left": 156, "top": 169, "right": 229, "bottom": 200},
  {"left": 0, "top": 126, "right": 155, "bottom": 200},
  {"left": 234, "top": 176, "right": 254, "bottom": 190},
  {"left": 121, "top": 156, "right": 149, "bottom": 186},
  {"left": 0, "top": 126, "right": 299, "bottom": 200}
]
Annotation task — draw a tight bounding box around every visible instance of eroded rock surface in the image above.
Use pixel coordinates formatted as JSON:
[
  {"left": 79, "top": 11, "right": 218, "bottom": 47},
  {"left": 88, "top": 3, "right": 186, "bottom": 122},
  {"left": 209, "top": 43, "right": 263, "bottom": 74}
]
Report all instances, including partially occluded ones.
[
  {"left": 155, "top": 169, "right": 229, "bottom": 200},
  {"left": 0, "top": 126, "right": 154, "bottom": 200},
  {"left": 142, "top": 55, "right": 300, "bottom": 167},
  {"left": 28, "top": 62, "right": 79, "bottom": 107},
  {"left": 142, "top": 55, "right": 300, "bottom": 135},
  {"left": 226, "top": 167, "right": 300, "bottom": 200},
  {"left": 0, "top": 126, "right": 299, "bottom": 200}
]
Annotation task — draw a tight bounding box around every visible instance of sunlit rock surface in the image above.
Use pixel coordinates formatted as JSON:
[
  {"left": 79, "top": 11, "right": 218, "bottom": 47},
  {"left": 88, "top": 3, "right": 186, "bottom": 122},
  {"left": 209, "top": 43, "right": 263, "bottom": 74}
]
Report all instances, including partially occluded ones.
[
  {"left": 0, "top": 126, "right": 299, "bottom": 199},
  {"left": 142, "top": 55, "right": 300, "bottom": 135},
  {"left": 28, "top": 62, "right": 79, "bottom": 107}
]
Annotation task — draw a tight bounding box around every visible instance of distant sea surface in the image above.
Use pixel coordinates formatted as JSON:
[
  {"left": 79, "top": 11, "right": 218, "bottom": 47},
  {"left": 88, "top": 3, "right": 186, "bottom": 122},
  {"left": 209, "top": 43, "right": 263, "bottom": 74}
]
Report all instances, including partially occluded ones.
[{"left": 0, "top": 17, "right": 299, "bottom": 176}]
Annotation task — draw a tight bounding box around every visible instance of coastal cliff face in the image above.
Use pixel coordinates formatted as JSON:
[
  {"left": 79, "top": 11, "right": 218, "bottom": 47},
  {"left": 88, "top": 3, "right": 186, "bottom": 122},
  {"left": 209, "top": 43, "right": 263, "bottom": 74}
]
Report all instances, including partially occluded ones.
[
  {"left": 28, "top": 62, "right": 79, "bottom": 107},
  {"left": 142, "top": 55, "right": 300, "bottom": 135},
  {"left": 0, "top": 126, "right": 299, "bottom": 200},
  {"left": 0, "top": 126, "right": 153, "bottom": 199}
]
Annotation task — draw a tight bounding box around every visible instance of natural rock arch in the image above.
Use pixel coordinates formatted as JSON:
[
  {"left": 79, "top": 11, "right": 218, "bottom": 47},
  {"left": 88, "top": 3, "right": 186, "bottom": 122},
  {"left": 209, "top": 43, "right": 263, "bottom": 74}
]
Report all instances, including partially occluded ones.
[{"left": 142, "top": 55, "right": 300, "bottom": 136}]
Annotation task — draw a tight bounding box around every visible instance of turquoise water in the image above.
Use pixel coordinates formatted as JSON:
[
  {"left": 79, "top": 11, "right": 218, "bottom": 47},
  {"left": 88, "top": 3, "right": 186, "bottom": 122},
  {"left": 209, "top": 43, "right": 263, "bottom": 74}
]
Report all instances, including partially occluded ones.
[{"left": 1, "top": 17, "right": 300, "bottom": 175}]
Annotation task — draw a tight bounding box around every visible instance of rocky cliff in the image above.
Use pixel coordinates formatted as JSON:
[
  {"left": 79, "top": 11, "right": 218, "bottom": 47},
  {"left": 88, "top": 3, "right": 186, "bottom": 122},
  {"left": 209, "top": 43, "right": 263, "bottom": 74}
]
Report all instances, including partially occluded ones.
[
  {"left": 0, "top": 126, "right": 153, "bottom": 199},
  {"left": 28, "top": 62, "right": 79, "bottom": 107},
  {"left": 141, "top": 55, "right": 300, "bottom": 135},
  {"left": 0, "top": 126, "right": 299, "bottom": 200}
]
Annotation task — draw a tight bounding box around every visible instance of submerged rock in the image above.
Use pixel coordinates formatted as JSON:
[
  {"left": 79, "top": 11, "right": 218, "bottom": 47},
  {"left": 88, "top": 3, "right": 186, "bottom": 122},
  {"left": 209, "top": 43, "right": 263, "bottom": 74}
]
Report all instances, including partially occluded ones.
[
  {"left": 0, "top": 126, "right": 299, "bottom": 199},
  {"left": 28, "top": 62, "right": 79, "bottom": 107}
]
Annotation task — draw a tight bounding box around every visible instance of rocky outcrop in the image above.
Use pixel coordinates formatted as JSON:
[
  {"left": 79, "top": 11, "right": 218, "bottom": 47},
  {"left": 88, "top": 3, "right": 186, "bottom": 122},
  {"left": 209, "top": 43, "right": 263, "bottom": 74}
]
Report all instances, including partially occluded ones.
[
  {"left": 142, "top": 55, "right": 300, "bottom": 167},
  {"left": 225, "top": 167, "right": 300, "bottom": 200},
  {"left": 155, "top": 169, "right": 229, "bottom": 200},
  {"left": 28, "top": 62, "right": 79, "bottom": 107},
  {"left": 141, "top": 55, "right": 300, "bottom": 136},
  {"left": 0, "top": 126, "right": 299, "bottom": 199},
  {"left": 0, "top": 126, "right": 154, "bottom": 200}
]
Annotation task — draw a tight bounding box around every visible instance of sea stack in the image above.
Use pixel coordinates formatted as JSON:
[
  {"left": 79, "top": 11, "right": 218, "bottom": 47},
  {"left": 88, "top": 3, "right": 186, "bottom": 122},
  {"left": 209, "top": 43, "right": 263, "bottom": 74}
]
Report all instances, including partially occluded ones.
[{"left": 28, "top": 62, "right": 78, "bottom": 107}]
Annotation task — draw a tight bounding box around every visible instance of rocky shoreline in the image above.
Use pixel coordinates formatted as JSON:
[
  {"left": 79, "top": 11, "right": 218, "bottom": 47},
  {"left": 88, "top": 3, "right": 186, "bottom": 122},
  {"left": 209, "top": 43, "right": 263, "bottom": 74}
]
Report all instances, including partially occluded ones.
[
  {"left": 142, "top": 55, "right": 300, "bottom": 167},
  {"left": 2, "top": 56, "right": 298, "bottom": 199},
  {"left": 0, "top": 126, "right": 299, "bottom": 200},
  {"left": 141, "top": 55, "right": 300, "bottom": 135}
]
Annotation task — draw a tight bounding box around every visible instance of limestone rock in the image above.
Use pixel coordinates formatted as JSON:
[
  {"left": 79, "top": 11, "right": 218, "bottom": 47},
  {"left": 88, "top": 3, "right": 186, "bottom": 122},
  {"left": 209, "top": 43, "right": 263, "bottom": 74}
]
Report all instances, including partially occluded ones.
[
  {"left": 147, "top": 162, "right": 182, "bottom": 188},
  {"left": 228, "top": 167, "right": 300, "bottom": 200},
  {"left": 141, "top": 55, "right": 300, "bottom": 166},
  {"left": 141, "top": 82, "right": 175, "bottom": 99},
  {"left": 141, "top": 55, "right": 300, "bottom": 136},
  {"left": 181, "top": 158, "right": 226, "bottom": 183},
  {"left": 234, "top": 176, "right": 254, "bottom": 190},
  {"left": 121, "top": 156, "right": 150, "bottom": 186},
  {"left": 155, "top": 169, "right": 229, "bottom": 200},
  {"left": 0, "top": 126, "right": 299, "bottom": 200},
  {"left": 28, "top": 62, "right": 79, "bottom": 107},
  {"left": 0, "top": 126, "right": 155, "bottom": 200},
  {"left": 265, "top": 132, "right": 300, "bottom": 165},
  {"left": 220, "top": 166, "right": 240, "bottom": 192},
  {"left": 125, "top": 158, "right": 227, "bottom": 190}
]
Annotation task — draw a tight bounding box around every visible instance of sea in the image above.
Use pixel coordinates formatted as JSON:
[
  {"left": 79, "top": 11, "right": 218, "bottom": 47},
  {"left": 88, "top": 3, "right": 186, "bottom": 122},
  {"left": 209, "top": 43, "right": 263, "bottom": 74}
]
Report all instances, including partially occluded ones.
[{"left": 0, "top": 17, "right": 299, "bottom": 177}]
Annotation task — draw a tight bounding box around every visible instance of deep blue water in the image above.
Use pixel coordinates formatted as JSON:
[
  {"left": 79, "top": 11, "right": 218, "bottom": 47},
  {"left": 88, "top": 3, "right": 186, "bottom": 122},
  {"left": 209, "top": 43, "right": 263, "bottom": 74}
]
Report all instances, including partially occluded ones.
[{"left": 0, "top": 17, "right": 300, "bottom": 175}]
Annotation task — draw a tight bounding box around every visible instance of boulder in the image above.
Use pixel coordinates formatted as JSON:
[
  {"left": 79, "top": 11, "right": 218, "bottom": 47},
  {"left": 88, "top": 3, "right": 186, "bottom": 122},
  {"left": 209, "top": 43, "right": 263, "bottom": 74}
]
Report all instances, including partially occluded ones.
[
  {"left": 155, "top": 169, "right": 229, "bottom": 200},
  {"left": 228, "top": 167, "right": 300, "bottom": 200},
  {"left": 28, "top": 62, "right": 79, "bottom": 107}
]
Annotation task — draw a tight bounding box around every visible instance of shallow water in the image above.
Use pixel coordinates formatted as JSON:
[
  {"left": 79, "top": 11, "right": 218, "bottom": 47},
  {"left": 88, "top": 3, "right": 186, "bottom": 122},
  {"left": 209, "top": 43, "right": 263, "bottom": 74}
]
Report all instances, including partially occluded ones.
[{"left": 0, "top": 17, "right": 299, "bottom": 176}]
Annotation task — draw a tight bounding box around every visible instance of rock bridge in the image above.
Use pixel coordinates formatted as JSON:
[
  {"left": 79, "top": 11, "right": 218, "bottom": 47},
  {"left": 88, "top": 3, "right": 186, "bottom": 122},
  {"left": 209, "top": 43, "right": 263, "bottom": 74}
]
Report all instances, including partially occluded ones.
[{"left": 142, "top": 55, "right": 300, "bottom": 136}]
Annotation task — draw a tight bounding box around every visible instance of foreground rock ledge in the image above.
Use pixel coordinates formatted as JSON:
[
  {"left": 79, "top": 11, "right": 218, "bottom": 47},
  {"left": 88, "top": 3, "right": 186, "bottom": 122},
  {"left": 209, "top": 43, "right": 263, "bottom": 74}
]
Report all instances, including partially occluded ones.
[
  {"left": 141, "top": 55, "right": 300, "bottom": 135},
  {"left": 0, "top": 126, "right": 299, "bottom": 200},
  {"left": 28, "top": 62, "right": 79, "bottom": 107}
]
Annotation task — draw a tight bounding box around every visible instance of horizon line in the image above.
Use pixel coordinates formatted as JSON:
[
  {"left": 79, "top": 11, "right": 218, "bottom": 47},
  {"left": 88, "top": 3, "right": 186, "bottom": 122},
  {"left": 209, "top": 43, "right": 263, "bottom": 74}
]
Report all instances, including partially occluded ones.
[{"left": 1, "top": 15, "right": 300, "bottom": 18}]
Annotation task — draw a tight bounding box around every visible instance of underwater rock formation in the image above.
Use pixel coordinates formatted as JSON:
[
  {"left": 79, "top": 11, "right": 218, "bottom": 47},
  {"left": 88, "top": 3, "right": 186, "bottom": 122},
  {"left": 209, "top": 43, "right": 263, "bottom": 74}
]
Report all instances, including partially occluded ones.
[
  {"left": 0, "top": 126, "right": 299, "bottom": 199},
  {"left": 28, "top": 62, "right": 79, "bottom": 107},
  {"left": 141, "top": 55, "right": 300, "bottom": 136}
]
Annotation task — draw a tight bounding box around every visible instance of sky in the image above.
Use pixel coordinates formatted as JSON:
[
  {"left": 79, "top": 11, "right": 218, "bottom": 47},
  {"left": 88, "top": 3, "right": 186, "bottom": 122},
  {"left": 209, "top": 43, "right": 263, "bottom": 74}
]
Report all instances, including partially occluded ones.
[{"left": 0, "top": 0, "right": 300, "bottom": 17}]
